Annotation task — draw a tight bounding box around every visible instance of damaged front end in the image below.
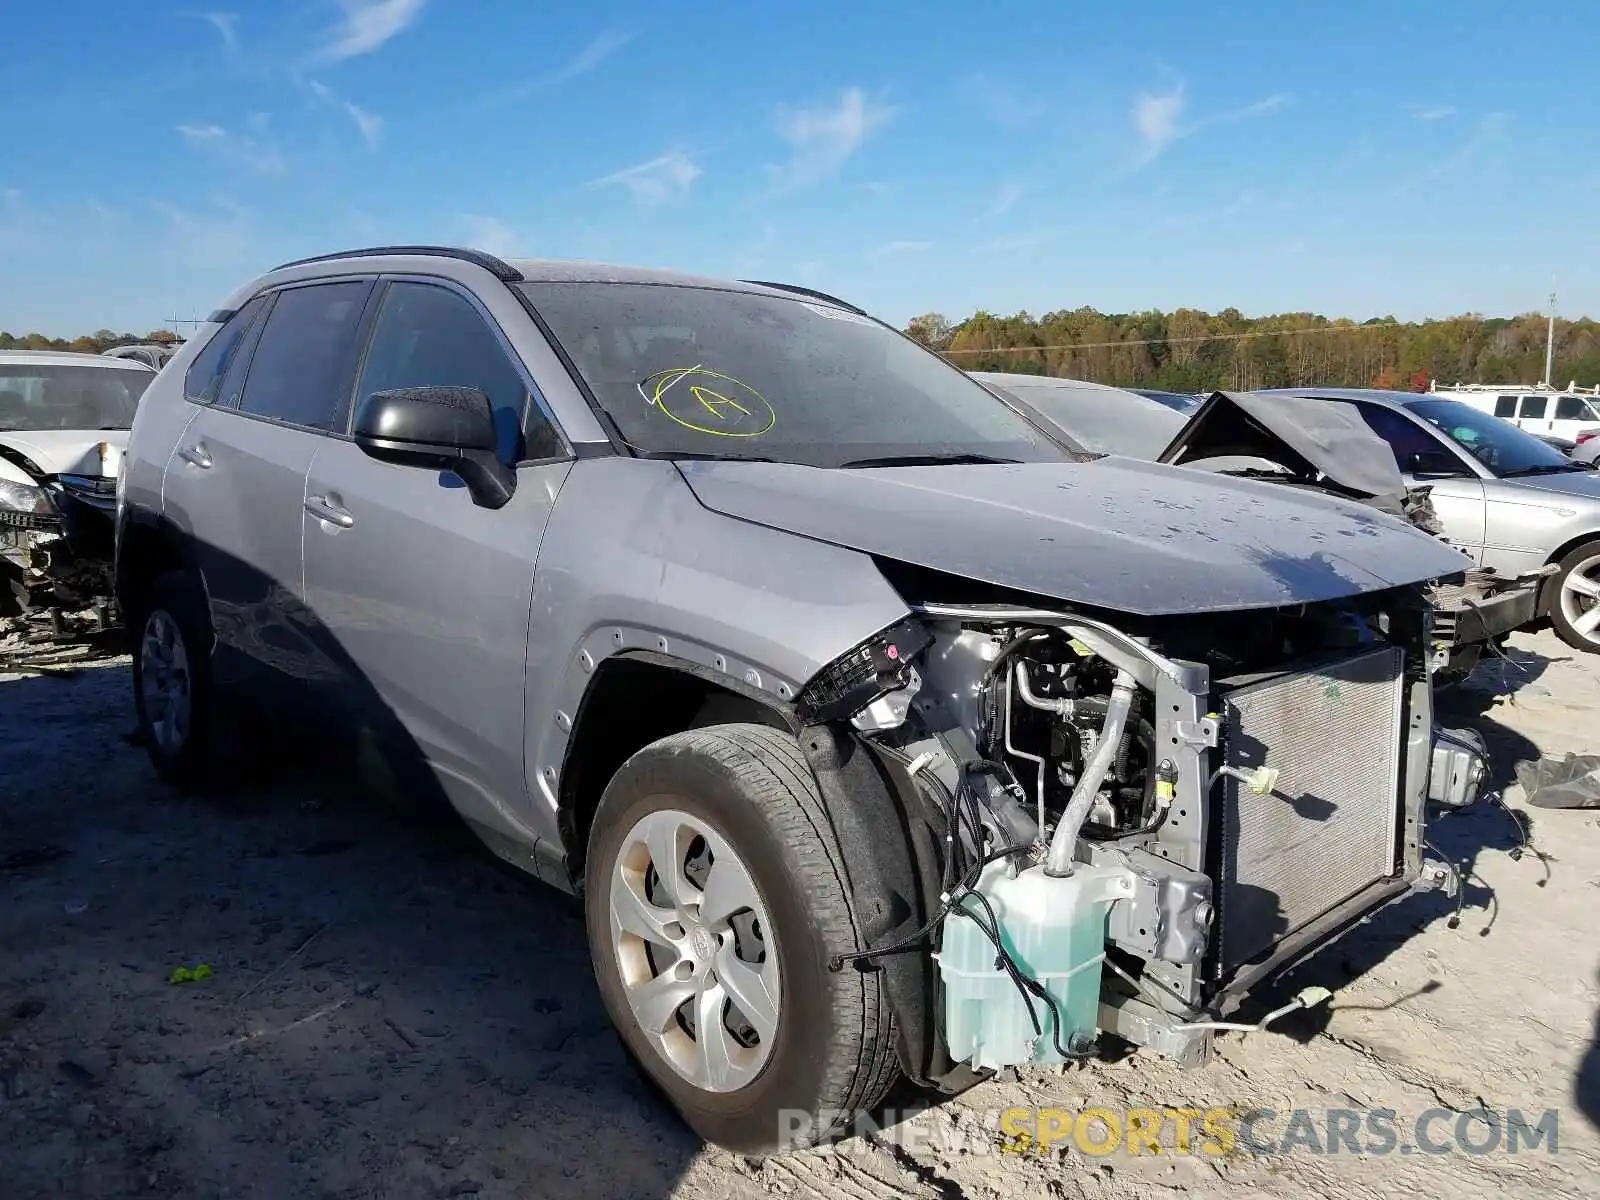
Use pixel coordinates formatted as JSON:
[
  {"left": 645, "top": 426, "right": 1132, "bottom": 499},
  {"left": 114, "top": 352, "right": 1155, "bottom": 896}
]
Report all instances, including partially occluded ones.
[
  {"left": 797, "top": 584, "right": 1487, "bottom": 1078},
  {"left": 0, "top": 444, "right": 123, "bottom": 639}
]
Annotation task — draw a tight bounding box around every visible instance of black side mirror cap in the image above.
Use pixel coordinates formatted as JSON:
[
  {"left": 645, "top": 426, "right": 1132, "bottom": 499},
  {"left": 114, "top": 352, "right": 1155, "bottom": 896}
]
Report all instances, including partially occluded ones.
[
  {"left": 1407, "top": 449, "right": 1465, "bottom": 477},
  {"left": 353, "top": 386, "right": 516, "bottom": 509}
]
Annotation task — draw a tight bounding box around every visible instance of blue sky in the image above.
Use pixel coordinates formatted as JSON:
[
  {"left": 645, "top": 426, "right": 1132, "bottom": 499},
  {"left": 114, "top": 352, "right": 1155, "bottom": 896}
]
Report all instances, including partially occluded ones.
[{"left": 3, "top": 1, "right": 1597, "bottom": 336}]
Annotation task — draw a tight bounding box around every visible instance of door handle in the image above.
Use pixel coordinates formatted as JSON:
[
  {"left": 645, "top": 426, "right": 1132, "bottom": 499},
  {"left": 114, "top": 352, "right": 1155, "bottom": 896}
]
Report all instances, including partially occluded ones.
[
  {"left": 304, "top": 494, "right": 355, "bottom": 528},
  {"left": 178, "top": 443, "right": 213, "bottom": 469}
]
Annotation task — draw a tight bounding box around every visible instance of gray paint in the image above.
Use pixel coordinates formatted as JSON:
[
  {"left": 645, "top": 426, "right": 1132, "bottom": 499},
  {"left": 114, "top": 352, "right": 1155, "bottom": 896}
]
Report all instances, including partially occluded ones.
[{"left": 676, "top": 456, "right": 1471, "bottom": 616}]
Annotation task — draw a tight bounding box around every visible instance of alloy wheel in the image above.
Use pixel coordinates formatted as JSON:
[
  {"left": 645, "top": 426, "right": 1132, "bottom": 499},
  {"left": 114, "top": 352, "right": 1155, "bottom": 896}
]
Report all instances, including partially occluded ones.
[
  {"left": 140, "top": 609, "right": 192, "bottom": 755},
  {"left": 607, "top": 807, "right": 781, "bottom": 1093},
  {"left": 1559, "top": 553, "right": 1600, "bottom": 647}
]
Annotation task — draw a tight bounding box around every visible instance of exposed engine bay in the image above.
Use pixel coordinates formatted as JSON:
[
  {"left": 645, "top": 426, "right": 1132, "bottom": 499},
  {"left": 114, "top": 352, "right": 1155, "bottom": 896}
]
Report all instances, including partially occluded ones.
[
  {"left": 798, "top": 585, "right": 1489, "bottom": 1074},
  {"left": 0, "top": 458, "right": 122, "bottom": 643}
]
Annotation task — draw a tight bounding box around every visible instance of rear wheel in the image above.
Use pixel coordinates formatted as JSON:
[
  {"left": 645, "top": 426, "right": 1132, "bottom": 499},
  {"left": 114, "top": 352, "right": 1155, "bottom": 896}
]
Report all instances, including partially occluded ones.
[
  {"left": 584, "top": 723, "right": 899, "bottom": 1154},
  {"left": 131, "top": 571, "right": 222, "bottom": 790},
  {"left": 1548, "top": 541, "right": 1600, "bottom": 653}
]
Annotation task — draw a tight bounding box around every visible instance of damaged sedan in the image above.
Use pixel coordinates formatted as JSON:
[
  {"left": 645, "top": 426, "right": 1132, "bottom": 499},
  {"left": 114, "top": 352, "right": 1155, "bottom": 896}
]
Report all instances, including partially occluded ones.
[
  {"left": 118, "top": 249, "right": 1490, "bottom": 1155},
  {"left": 1, "top": 351, "right": 153, "bottom": 635}
]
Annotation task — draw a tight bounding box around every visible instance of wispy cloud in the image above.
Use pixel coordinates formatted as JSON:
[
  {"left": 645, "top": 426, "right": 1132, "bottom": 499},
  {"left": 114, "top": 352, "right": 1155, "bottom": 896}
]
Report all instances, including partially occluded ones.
[
  {"left": 985, "top": 181, "right": 1026, "bottom": 217},
  {"left": 870, "top": 239, "right": 932, "bottom": 258},
  {"left": 1393, "top": 111, "right": 1510, "bottom": 193},
  {"left": 1133, "top": 86, "right": 1186, "bottom": 164},
  {"left": 766, "top": 87, "right": 894, "bottom": 195},
  {"left": 1129, "top": 85, "right": 1288, "bottom": 168},
  {"left": 176, "top": 115, "right": 286, "bottom": 174},
  {"left": 970, "top": 228, "right": 1061, "bottom": 257},
  {"left": 196, "top": 11, "right": 240, "bottom": 54},
  {"left": 308, "top": 80, "right": 383, "bottom": 149},
  {"left": 590, "top": 151, "right": 701, "bottom": 206},
  {"left": 458, "top": 215, "right": 526, "bottom": 258},
  {"left": 313, "top": 0, "right": 425, "bottom": 64},
  {"left": 546, "top": 24, "right": 639, "bottom": 84},
  {"left": 958, "top": 74, "right": 1048, "bottom": 127},
  {"left": 1412, "top": 105, "right": 1458, "bottom": 121}
]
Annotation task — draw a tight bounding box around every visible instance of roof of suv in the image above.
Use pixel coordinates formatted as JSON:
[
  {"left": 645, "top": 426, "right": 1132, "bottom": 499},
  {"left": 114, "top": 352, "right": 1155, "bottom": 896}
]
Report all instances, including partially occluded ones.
[
  {"left": 257, "top": 245, "right": 865, "bottom": 312},
  {"left": 0, "top": 349, "right": 156, "bottom": 371}
]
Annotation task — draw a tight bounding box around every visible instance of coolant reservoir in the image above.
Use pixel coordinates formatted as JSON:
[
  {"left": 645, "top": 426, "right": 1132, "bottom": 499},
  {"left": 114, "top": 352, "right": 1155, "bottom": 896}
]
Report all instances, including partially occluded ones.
[{"left": 939, "top": 858, "right": 1133, "bottom": 1070}]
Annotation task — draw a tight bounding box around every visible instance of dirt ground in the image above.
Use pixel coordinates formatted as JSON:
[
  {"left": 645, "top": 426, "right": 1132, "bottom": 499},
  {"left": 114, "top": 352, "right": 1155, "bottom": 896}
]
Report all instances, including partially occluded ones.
[{"left": 2, "top": 632, "right": 1597, "bottom": 1199}]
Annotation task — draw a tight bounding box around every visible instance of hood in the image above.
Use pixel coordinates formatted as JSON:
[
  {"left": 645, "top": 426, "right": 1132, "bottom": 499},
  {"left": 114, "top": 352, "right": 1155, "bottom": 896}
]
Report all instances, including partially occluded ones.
[
  {"left": 1158, "top": 390, "right": 1405, "bottom": 502},
  {"left": 1493, "top": 466, "right": 1600, "bottom": 504},
  {"left": 0, "top": 429, "right": 129, "bottom": 480},
  {"left": 676, "top": 457, "right": 1473, "bottom": 617}
]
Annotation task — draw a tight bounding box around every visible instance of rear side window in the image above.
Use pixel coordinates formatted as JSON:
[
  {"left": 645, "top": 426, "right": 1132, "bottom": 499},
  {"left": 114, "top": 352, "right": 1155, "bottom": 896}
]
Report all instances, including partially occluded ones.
[
  {"left": 1520, "top": 395, "right": 1548, "bottom": 418},
  {"left": 237, "top": 281, "right": 371, "bottom": 431},
  {"left": 183, "top": 296, "right": 266, "bottom": 403},
  {"left": 1555, "top": 396, "right": 1587, "bottom": 420},
  {"left": 1494, "top": 395, "right": 1517, "bottom": 417}
]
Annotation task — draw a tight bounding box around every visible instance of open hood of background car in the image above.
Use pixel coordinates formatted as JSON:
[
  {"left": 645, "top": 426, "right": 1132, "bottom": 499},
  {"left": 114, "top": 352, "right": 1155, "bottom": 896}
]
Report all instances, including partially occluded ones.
[
  {"left": 676, "top": 456, "right": 1472, "bottom": 617},
  {"left": 1156, "top": 390, "right": 1407, "bottom": 504},
  {"left": 0, "top": 429, "right": 129, "bottom": 480}
]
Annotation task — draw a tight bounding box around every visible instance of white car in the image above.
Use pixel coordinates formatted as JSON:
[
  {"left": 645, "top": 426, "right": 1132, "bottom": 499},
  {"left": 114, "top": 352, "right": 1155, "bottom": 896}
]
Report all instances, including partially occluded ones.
[
  {"left": 0, "top": 350, "right": 154, "bottom": 623},
  {"left": 1429, "top": 382, "right": 1600, "bottom": 445}
]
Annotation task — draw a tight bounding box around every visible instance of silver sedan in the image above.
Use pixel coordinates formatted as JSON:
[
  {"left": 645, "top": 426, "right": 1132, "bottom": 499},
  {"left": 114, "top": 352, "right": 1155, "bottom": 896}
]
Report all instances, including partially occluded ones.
[{"left": 1261, "top": 388, "right": 1600, "bottom": 653}]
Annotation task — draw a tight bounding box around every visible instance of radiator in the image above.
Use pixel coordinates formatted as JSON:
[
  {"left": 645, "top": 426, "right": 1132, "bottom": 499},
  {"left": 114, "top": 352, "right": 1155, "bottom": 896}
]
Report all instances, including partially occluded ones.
[{"left": 1212, "top": 645, "right": 1407, "bottom": 977}]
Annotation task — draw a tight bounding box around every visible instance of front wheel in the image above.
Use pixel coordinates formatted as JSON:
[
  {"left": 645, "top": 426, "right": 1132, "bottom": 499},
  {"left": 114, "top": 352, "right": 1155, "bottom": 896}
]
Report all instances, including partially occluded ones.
[
  {"left": 1548, "top": 541, "right": 1600, "bottom": 653},
  {"left": 584, "top": 723, "right": 900, "bottom": 1155},
  {"left": 131, "top": 571, "right": 221, "bottom": 790}
]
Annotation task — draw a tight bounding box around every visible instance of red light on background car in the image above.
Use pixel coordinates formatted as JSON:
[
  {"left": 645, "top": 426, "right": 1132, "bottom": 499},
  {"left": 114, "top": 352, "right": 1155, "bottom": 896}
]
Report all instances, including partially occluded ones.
[{"left": 1577, "top": 428, "right": 1600, "bottom": 446}]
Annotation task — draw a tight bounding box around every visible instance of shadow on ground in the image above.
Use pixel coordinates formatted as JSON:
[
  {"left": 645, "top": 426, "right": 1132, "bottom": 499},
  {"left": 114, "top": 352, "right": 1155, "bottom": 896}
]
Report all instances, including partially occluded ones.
[{"left": 0, "top": 664, "right": 702, "bottom": 1200}]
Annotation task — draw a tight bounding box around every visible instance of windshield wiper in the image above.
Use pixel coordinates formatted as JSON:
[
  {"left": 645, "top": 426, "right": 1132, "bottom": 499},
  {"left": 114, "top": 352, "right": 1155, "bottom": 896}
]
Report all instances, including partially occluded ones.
[
  {"left": 635, "top": 450, "right": 780, "bottom": 463},
  {"left": 835, "top": 452, "right": 1022, "bottom": 469},
  {"left": 1500, "top": 463, "right": 1587, "bottom": 477}
]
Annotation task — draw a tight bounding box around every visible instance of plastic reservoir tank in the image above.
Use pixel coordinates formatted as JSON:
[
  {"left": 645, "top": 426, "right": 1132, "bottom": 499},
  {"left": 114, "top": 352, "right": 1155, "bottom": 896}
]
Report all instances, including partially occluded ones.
[{"left": 939, "top": 857, "right": 1134, "bottom": 1070}]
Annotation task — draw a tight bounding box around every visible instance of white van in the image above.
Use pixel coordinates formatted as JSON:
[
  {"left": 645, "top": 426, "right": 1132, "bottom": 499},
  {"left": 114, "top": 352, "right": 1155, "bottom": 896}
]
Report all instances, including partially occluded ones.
[{"left": 1429, "top": 381, "right": 1600, "bottom": 444}]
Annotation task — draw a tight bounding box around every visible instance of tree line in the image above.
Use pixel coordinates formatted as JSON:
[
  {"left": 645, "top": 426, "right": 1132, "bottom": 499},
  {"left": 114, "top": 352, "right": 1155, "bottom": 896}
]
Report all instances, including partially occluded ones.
[
  {"left": 0, "top": 329, "right": 183, "bottom": 353},
  {"left": 906, "top": 308, "right": 1600, "bottom": 393}
]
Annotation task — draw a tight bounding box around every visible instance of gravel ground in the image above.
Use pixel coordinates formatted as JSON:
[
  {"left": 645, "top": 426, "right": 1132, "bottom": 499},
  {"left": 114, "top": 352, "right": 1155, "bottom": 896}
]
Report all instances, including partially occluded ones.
[{"left": 1, "top": 632, "right": 1597, "bottom": 1199}]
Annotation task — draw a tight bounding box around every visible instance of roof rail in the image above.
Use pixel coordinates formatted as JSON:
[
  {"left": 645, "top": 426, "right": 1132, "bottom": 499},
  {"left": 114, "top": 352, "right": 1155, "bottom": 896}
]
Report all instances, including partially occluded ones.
[
  {"left": 270, "top": 245, "right": 524, "bottom": 282},
  {"left": 739, "top": 279, "right": 868, "bottom": 316}
]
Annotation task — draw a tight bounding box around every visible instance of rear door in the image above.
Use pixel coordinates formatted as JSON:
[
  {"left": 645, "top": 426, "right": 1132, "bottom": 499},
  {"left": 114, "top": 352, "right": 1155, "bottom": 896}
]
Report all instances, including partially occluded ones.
[
  {"left": 1551, "top": 395, "right": 1600, "bottom": 442},
  {"left": 162, "top": 277, "right": 374, "bottom": 691},
  {"left": 300, "top": 276, "right": 573, "bottom": 823},
  {"left": 1346, "top": 401, "right": 1489, "bottom": 563}
]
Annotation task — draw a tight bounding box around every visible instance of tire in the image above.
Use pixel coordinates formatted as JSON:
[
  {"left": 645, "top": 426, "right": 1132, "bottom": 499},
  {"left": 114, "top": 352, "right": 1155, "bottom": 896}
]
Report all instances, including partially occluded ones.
[
  {"left": 1546, "top": 540, "right": 1600, "bottom": 653},
  {"left": 584, "top": 723, "right": 900, "bottom": 1155},
  {"left": 131, "top": 571, "right": 221, "bottom": 790}
]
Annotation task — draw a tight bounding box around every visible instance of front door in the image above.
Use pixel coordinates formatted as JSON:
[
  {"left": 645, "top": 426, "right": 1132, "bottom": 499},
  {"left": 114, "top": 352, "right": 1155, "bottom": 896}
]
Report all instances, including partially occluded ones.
[{"left": 300, "top": 277, "right": 573, "bottom": 826}]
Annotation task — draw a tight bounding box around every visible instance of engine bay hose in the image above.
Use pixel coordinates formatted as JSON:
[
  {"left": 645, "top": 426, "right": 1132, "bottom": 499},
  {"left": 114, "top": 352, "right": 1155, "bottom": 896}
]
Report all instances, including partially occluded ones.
[{"left": 1044, "top": 668, "right": 1138, "bottom": 875}]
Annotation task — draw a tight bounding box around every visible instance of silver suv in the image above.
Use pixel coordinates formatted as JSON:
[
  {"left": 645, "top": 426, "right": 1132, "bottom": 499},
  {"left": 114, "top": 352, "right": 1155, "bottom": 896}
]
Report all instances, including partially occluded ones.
[{"left": 117, "top": 247, "right": 1484, "bottom": 1154}]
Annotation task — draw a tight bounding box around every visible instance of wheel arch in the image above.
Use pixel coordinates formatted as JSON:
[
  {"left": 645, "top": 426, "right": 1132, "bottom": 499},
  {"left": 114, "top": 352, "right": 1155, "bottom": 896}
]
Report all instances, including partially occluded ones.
[
  {"left": 1539, "top": 528, "right": 1600, "bottom": 613},
  {"left": 115, "top": 507, "right": 200, "bottom": 624}
]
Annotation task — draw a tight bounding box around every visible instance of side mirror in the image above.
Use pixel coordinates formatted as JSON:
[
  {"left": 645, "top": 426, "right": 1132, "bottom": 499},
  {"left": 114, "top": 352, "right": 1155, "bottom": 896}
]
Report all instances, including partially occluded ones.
[
  {"left": 353, "top": 386, "right": 516, "bottom": 509},
  {"left": 1407, "top": 449, "right": 1465, "bottom": 477}
]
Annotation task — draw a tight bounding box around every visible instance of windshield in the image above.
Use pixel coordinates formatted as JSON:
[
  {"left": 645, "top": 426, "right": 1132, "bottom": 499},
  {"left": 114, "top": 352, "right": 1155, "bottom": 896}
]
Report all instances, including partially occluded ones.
[
  {"left": 1404, "top": 398, "right": 1579, "bottom": 476},
  {"left": 991, "top": 379, "right": 1187, "bottom": 459},
  {"left": 518, "top": 282, "right": 1069, "bottom": 467},
  {"left": 0, "top": 364, "right": 150, "bottom": 432}
]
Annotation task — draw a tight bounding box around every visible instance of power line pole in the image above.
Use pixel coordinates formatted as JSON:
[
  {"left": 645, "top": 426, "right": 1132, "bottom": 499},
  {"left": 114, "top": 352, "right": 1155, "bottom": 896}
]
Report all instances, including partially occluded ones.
[{"left": 1543, "top": 289, "right": 1557, "bottom": 388}]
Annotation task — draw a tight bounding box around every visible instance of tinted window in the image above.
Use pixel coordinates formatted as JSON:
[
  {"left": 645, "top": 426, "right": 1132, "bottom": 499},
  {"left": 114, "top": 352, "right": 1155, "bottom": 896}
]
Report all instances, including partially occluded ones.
[
  {"left": 518, "top": 281, "right": 1067, "bottom": 467},
  {"left": 216, "top": 295, "right": 272, "bottom": 410},
  {"left": 1494, "top": 395, "right": 1517, "bottom": 417},
  {"left": 355, "top": 282, "right": 558, "bottom": 462},
  {"left": 1520, "top": 395, "right": 1548, "bottom": 418},
  {"left": 238, "top": 282, "right": 369, "bottom": 430},
  {"left": 184, "top": 296, "right": 266, "bottom": 403},
  {"left": 1555, "top": 396, "right": 1588, "bottom": 420},
  {"left": 1349, "top": 403, "right": 1453, "bottom": 471},
  {"left": 1406, "top": 398, "right": 1577, "bottom": 477}
]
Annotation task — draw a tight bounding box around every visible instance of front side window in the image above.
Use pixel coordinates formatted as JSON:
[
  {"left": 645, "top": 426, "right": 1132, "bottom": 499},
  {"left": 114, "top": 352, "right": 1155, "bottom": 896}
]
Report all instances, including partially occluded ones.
[
  {"left": 1348, "top": 402, "right": 1458, "bottom": 473},
  {"left": 0, "top": 364, "right": 152, "bottom": 432},
  {"left": 1406, "top": 398, "right": 1580, "bottom": 477},
  {"left": 355, "top": 282, "right": 560, "bottom": 462},
  {"left": 1520, "top": 395, "right": 1548, "bottom": 419},
  {"left": 519, "top": 282, "right": 1067, "bottom": 467},
  {"left": 1554, "top": 396, "right": 1596, "bottom": 421},
  {"left": 237, "top": 281, "right": 370, "bottom": 431},
  {"left": 184, "top": 296, "right": 266, "bottom": 403}
]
